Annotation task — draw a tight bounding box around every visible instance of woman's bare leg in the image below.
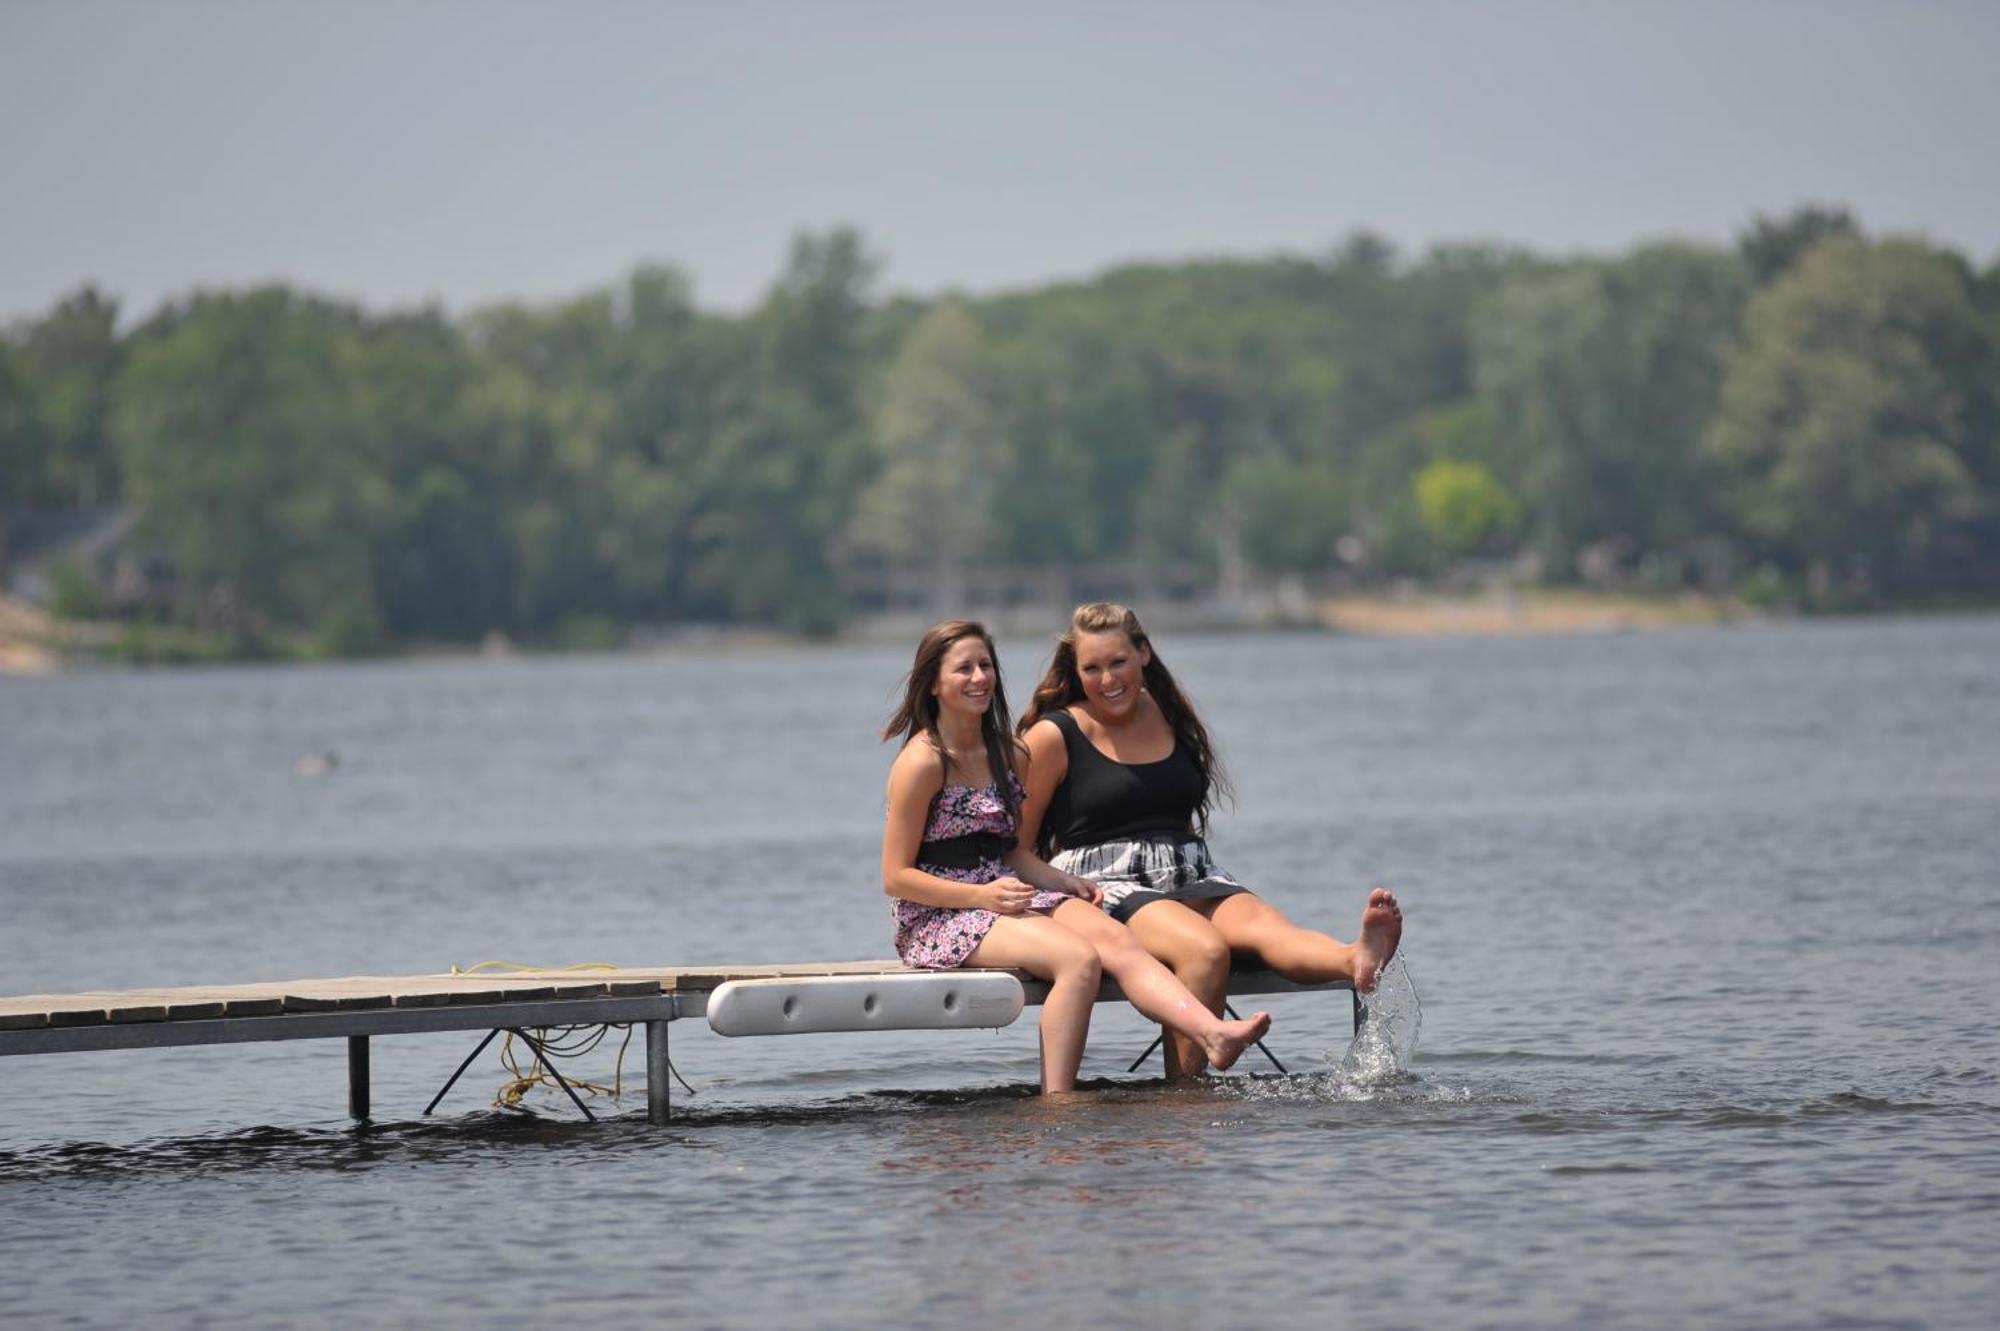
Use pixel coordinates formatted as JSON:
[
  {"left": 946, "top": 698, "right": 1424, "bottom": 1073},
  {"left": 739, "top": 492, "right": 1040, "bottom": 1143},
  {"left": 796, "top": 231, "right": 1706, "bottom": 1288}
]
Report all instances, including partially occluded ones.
[
  {"left": 1051, "top": 900, "right": 1271, "bottom": 1072},
  {"left": 965, "top": 914, "right": 1102, "bottom": 1093},
  {"left": 1203, "top": 888, "right": 1403, "bottom": 991},
  {"left": 1122, "top": 900, "right": 1232, "bottom": 1080}
]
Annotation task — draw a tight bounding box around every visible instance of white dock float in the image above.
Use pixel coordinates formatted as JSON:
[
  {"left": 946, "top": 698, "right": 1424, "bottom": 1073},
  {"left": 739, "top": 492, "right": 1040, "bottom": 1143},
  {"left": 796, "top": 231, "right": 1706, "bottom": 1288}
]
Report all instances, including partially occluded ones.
[
  {"left": 0, "top": 961, "right": 1356, "bottom": 1127},
  {"left": 705, "top": 971, "right": 1025, "bottom": 1036}
]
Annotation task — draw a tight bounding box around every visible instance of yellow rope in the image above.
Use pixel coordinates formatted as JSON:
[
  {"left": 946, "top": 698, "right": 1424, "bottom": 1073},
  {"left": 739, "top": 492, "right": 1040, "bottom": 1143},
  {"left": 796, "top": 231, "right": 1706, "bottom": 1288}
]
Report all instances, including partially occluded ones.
[
  {"left": 450, "top": 960, "right": 635, "bottom": 1111},
  {"left": 494, "top": 1024, "right": 635, "bottom": 1111}
]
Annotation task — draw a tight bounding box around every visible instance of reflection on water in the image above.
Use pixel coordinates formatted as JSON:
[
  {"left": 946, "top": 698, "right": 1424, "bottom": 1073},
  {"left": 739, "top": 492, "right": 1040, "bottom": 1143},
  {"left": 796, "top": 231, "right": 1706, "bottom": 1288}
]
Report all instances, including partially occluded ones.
[{"left": 880, "top": 1090, "right": 1218, "bottom": 1211}]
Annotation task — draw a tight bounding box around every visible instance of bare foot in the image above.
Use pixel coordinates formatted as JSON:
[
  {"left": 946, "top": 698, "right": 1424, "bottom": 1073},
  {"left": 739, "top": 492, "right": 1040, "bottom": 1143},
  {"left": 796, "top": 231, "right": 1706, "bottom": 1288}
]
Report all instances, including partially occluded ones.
[
  {"left": 1352, "top": 887, "right": 1403, "bottom": 992},
  {"left": 1202, "top": 1010, "right": 1273, "bottom": 1072}
]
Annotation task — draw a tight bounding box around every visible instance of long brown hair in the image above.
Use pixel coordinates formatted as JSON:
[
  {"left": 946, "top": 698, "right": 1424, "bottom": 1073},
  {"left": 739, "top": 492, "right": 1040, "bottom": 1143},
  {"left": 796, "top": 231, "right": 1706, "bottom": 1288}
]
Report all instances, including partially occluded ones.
[
  {"left": 883, "top": 619, "right": 1021, "bottom": 821},
  {"left": 1020, "top": 602, "right": 1230, "bottom": 834}
]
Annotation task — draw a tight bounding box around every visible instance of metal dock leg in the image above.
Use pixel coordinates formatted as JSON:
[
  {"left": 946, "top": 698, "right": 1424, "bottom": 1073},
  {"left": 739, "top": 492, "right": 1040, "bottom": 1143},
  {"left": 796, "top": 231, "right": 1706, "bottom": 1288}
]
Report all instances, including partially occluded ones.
[
  {"left": 646, "top": 1020, "right": 670, "bottom": 1124},
  {"left": 348, "top": 1035, "right": 370, "bottom": 1122}
]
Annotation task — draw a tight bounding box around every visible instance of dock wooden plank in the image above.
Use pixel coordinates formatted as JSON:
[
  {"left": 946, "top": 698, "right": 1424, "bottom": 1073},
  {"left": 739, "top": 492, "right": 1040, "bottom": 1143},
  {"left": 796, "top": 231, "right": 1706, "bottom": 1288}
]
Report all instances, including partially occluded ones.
[
  {"left": 220, "top": 996, "right": 286, "bottom": 1017},
  {"left": 282, "top": 992, "right": 394, "bottom": 1013},
  {"left": 2, "top": 986, "right": 303, "bottom": 1026}
]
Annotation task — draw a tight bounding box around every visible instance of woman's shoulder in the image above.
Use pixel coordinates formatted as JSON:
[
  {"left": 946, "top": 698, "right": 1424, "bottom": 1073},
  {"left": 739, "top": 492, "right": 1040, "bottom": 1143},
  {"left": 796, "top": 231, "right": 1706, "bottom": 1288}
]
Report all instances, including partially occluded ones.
[
  {"left": 888, "top": 736, "right": 949, "bottom": 791},
  {"left": 1021, "top": 713, "right": 1073, "bottom": 761},
  {"left": 1028, "top": 708, "right": 1081, "bottom": 740}
]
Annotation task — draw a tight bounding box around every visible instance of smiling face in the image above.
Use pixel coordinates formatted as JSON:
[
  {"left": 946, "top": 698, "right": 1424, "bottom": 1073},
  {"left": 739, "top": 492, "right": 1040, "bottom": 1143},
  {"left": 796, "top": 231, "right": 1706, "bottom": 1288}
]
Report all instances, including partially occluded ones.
[
  {"left": 1072, "top": 629, "right": 1150, "bottom": 721},
  {"left": 931, "top": 634, "right": 998, "bottom": 720}
]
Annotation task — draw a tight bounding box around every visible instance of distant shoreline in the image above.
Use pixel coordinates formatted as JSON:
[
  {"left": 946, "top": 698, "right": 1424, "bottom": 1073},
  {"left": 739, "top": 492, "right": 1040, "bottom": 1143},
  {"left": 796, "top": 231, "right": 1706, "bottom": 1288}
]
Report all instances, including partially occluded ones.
[
  {"left": 15, "top": 589, "right": 2000, "bottom": 673},
  {"left": 1311, "top": 588, "right": 1753, "bottom": 637}
]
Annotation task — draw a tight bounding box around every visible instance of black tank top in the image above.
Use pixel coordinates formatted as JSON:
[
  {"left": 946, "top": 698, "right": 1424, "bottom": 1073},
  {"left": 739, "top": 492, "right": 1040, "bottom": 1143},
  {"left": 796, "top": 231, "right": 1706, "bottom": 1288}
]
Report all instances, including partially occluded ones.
[{"left": 1041, "top": 709, "right": 1205, "bottom": 852}]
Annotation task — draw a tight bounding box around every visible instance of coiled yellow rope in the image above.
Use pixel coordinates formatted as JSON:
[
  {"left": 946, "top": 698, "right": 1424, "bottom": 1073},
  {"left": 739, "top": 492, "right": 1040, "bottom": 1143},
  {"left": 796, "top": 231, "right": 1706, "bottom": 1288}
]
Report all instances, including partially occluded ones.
[
  {"left": 450, "top": 960, "right": 638, "bottom": 1111},
  {"left": 495, "top": 1023, "right": 634, "bottom": 1110}
]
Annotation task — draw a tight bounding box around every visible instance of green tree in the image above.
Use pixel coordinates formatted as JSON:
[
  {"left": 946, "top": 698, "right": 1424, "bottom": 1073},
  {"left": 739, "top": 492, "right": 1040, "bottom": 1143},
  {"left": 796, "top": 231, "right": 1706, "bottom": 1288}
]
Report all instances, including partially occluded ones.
[
  {"left": 352, "top": 311, "right": 509, "bottom": 640},
  {"left": 112, "top": 288, "right": 389, "bottom": 632},
  {"left": 1223, "top": 457, "right": 1349, "bottom": 574},
  {"left": 685, "top": 230, "right": 880, "bottom": 631},
  {"left": 1474, "top": 243, "right": 1748, "bottom": 573},
  {"left": 14, "top": 287, "right": 125, "bottom": 505},
  {"left": 847, "top": 299, "right": 1005, "bottom": 610},
  {"left": 1703, "top": 236, "right": 1996, "bottom": 593},
  {"left": 1319, "top": 235, "right": 1519, "bottom": 452},
  {"left": 980, "top": 298, "right": 1156, "bottom": 571},
  {"left": 594, "top": 265, "right": 715, "bottom": 622},
  {"left": 0, "top": 337, "right": 39, "bottom": 505},
  {"left": 1414, "top": 459, "right": 1522, "bottom": 557},
  {"left": 466, "top": 286, "right": 649, "bottom": 635},
  {"left": 1738, "top": 205, "right": 1860, "bottom": 285}
]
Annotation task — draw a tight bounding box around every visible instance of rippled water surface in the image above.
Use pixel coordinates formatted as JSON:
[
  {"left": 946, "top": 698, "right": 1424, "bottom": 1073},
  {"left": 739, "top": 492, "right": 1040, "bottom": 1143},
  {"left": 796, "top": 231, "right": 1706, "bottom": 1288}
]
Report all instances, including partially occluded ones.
[{"left": 4, "top": 616, "right": 1998, "bottom": 1329}]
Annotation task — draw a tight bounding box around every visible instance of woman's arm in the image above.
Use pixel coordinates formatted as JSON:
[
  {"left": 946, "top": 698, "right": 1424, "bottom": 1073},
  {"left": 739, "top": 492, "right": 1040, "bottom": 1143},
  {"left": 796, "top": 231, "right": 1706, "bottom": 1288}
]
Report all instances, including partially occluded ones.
[
  {"left": 1006, "top": 727, "right": 1100, "bottom": 904},
  {"left": 1002, "top": 843, "right": 1102, "bottom": 905},
  {"left": 1015, "top": 718, "right": 1067, "bottom": 858},
  {"left": 882, "top": 742, "right": 1033, "bottom": 914}
]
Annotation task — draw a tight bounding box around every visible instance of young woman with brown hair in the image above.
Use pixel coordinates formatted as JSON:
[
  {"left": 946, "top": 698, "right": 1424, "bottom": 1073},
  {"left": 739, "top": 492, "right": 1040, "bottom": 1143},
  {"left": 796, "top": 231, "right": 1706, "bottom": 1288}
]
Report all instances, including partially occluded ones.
[
  {"left": 1017, "top": 603, "right": 1403, "bottom": 1080},
  {"left": 881, "top": 619, "right": 1271, "bottom": 1094}
]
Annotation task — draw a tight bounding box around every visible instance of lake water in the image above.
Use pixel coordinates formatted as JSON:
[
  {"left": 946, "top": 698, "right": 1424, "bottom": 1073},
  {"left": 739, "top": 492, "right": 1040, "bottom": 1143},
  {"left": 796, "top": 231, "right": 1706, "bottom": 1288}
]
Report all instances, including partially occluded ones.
[{"left": 3, "top": 616, "right": 1998, "bottom": 1329}]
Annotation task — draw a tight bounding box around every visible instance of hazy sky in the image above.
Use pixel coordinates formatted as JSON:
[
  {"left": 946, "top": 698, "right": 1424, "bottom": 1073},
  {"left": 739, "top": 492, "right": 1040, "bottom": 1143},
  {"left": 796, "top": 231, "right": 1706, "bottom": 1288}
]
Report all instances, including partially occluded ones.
[{"left": 4, "top": 0, "right": 1997, "bottom": 325}]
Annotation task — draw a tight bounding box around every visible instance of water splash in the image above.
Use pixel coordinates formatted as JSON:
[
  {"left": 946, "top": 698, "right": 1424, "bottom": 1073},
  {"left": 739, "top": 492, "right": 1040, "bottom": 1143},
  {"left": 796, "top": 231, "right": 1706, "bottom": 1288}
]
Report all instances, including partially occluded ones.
[
  {"left": 1227, "top": 953, "right": 1435, "bottom": 1104},
  {"left": 1334, "top": 951, "right": 1422, "bottom": 1085}
]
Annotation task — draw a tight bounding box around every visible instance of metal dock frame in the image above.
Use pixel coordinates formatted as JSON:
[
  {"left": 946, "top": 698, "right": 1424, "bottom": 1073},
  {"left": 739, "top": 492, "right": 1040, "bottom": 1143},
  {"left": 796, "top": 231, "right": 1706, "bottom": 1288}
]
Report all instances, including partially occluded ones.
[{"left": 0, "top": 964, "right": 1359, "bottom": 1127}]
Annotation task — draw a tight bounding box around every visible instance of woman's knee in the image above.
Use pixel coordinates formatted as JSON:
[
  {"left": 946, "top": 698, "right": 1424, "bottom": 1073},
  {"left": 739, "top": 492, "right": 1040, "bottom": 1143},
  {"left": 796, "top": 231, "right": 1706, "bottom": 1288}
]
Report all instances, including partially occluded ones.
[
  {"left": 1136, "top": 917, "right": 1228, "bottom": 977},
  {"left": 1175, "top": 927, "right": 1230, "bottom": 978},
  {"left": 1046, "top": 928, "right": 1101, "bottom": 985},
  {"left": 1093, "top": 929, "right": 1150, "bottom": 974}
]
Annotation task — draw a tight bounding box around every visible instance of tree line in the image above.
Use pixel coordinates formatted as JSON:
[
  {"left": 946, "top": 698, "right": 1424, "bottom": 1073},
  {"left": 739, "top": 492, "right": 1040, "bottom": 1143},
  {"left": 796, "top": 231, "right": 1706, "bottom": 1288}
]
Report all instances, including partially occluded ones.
[{"left": 3, "top": 207, "right": 1997, "bottom": 653}]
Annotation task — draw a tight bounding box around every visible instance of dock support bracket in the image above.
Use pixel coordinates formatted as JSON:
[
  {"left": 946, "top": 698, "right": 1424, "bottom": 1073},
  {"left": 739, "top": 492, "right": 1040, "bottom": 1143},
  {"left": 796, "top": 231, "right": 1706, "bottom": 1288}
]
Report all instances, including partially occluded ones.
[
  {"left": 419, "top": 1026, "right": 599, "bottom": 1121},
  {"left": 1124, "top": 990, "right": 1362, "bottom": 1076},
  {"left": 507, "top": 1028, "right": 597, "bottom": 1122},
  {"left": 1124, "top": 1002, "right": 1291, "bottom": 1076},
  {"left": 646, "top": 1020, "right": 670, "bottom": 1124},
  {"left": 423, "top": 1028, "right": 501, "bottom": 1117},
  {"left": 348, "top": 1035, "right": 370, "bottom": 1122}
]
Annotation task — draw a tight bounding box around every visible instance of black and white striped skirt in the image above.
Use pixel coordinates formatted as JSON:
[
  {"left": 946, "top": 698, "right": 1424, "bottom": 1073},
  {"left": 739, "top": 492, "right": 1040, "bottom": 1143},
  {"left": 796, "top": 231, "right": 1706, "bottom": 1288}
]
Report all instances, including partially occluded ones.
[{"left": 1048, "top": 836, "right": 1249, "bottom": 923}]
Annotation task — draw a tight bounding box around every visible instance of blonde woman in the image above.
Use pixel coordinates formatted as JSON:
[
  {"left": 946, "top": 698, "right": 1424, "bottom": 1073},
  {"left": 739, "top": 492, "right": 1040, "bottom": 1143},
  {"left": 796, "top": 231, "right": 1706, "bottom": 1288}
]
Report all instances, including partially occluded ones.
[
  {"left": 1018, "top": 603, "right": 1402, "bottom": 1080},
  {"left": 881, "top": 619, "right": 1271, "bottom": 1094}
]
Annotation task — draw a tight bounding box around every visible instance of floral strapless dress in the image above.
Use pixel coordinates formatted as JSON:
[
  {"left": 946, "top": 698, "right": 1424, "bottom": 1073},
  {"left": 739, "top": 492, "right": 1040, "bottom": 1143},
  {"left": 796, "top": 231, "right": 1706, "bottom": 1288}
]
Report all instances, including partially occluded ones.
[{"left": 892, "top": 777, "right": 1068, "bottom": 969}]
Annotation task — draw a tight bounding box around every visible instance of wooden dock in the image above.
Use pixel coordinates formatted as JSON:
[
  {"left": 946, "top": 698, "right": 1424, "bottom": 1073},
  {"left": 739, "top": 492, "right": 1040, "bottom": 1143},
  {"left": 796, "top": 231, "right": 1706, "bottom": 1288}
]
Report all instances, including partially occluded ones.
[{"left": 0, "top": 961, "right": 1356, "bottom": 1126}]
